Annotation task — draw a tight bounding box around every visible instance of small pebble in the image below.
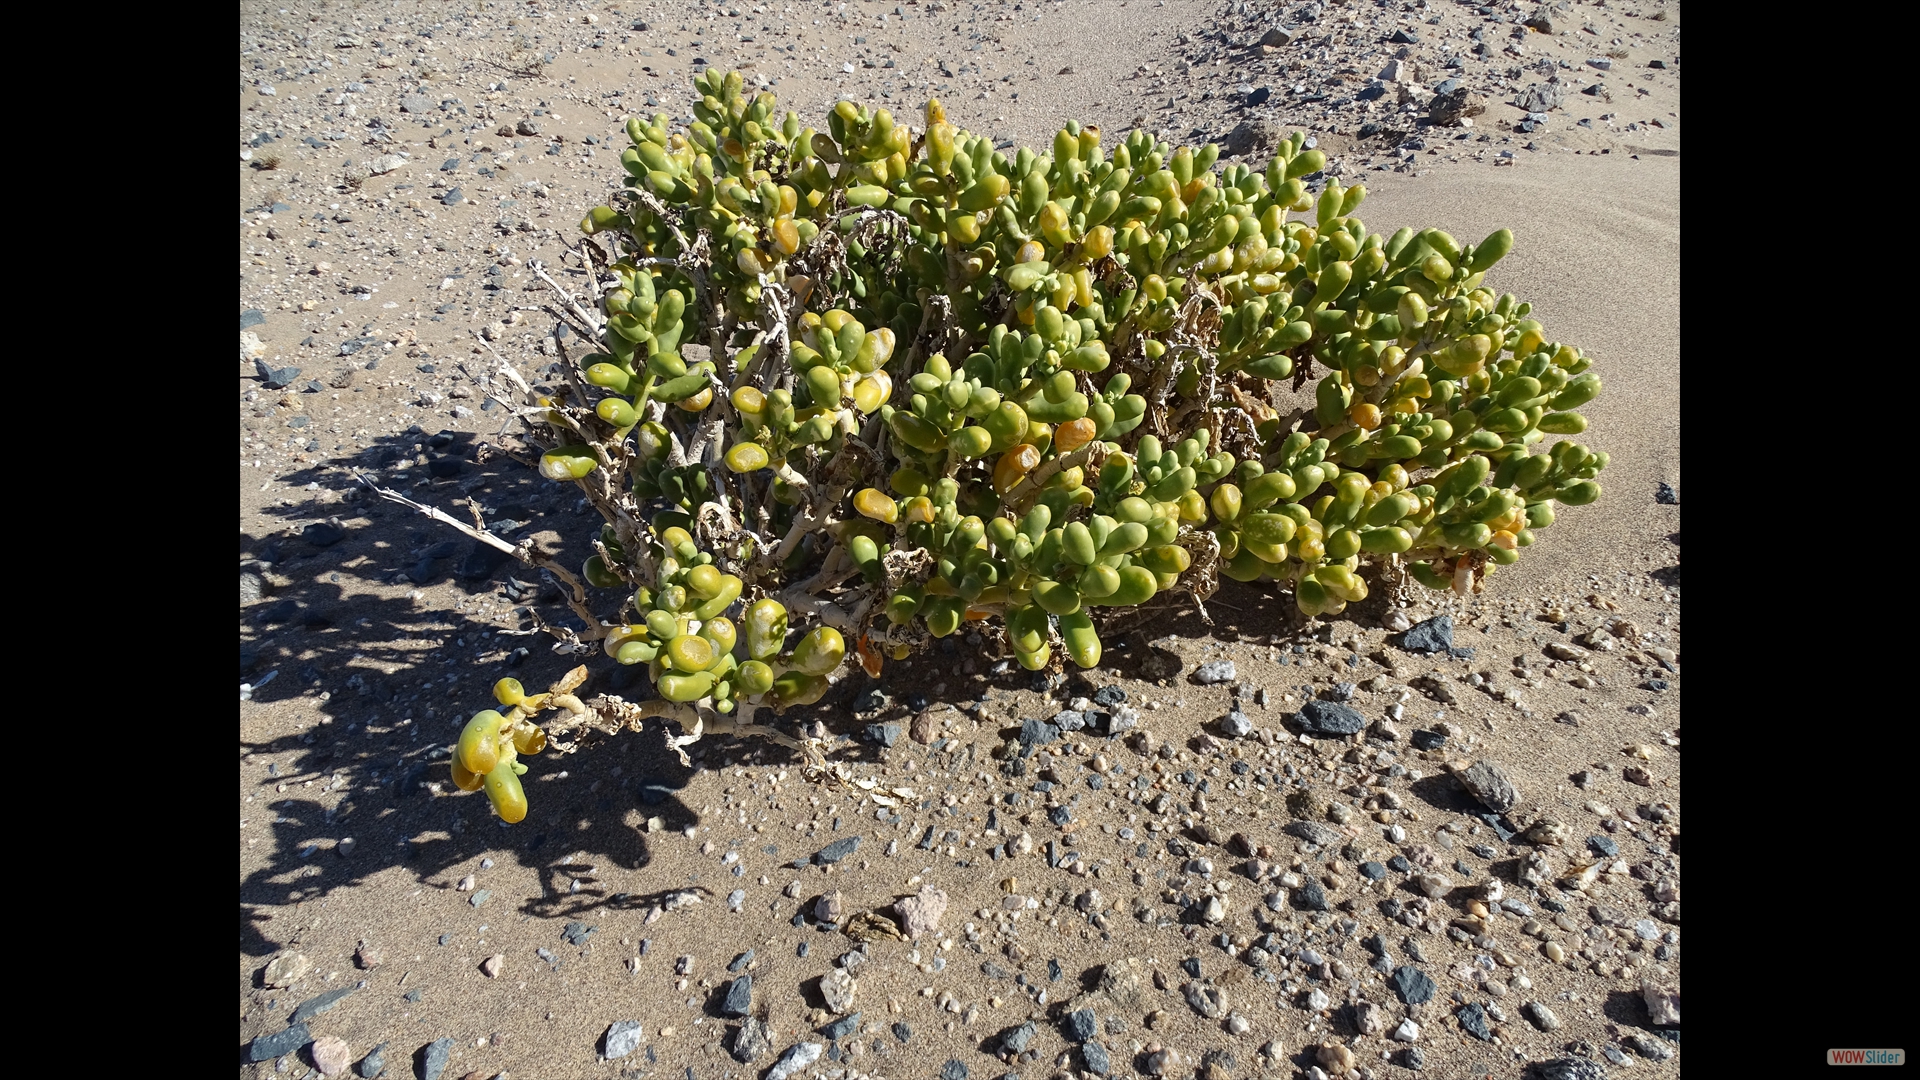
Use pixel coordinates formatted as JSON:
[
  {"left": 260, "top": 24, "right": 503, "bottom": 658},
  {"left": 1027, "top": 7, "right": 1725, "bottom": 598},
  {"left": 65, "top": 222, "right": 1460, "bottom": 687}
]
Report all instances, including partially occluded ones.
[
  {"left": 765, "top": 1042, "right": 824, "bottom": 1080},
  {"left": 602, "top": 1020, "right": 644, "bottom": 1060}
]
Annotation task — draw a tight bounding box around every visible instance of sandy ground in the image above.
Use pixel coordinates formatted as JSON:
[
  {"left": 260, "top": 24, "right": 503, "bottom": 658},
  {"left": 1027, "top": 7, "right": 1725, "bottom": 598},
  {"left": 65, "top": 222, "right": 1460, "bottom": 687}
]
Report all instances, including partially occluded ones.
[{"left": 241, "top": 3, "right": 1681, "bottom": 1079}]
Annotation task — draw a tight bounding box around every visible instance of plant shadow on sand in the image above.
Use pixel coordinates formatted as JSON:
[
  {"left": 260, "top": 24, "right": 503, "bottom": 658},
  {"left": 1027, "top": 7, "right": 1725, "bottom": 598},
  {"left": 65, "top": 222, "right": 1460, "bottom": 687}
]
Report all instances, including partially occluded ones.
[
  {"left": 241, "top": 424, "right": 722, "bottom": 960},
  {"left": 240, "top": 421, "right": 1386, "bottom": 962}
]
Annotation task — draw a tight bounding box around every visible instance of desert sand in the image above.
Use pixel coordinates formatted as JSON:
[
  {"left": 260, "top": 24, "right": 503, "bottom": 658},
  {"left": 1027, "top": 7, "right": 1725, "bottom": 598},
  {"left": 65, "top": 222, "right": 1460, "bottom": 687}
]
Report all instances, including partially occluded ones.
[{"left": 241, "top": 3, "right": 1680, "bottom": 1078}]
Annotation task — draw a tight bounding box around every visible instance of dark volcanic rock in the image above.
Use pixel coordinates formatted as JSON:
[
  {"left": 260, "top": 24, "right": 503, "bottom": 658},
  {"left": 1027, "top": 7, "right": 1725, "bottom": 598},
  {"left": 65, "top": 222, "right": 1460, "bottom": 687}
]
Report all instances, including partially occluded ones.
[
  {"left": 1400, "top": 615, "right": 1453, "bottom": 653},
  {"left": 1296, "top": 699, "right": 1365, "bottom": 735},
  {"left": 1391, "top": 965, "right": 1435, "bottom": 1005},
  {"left": 721, "top": 975, "right": 752, "bottom": 1016}
]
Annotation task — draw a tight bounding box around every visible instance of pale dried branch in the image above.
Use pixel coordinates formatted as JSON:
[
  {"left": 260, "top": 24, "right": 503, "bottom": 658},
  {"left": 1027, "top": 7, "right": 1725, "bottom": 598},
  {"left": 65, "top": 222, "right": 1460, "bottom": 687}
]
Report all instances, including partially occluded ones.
[
  {"left": 743, "top": 280, "right": 796, "bottom": 398},
  {"left": 578, "top": 695, "right": 820, "bottom": 767},
  {"left": 539, "top": 303, "right": 599, "bottom": 347},
  {"left": 787, "top": 550, "right": 861, "bottom": 598},
  {"left": 1002, "top": 443, "right": 1099, "bottom": 516},
  {"left": 473, "top": 335, "right": 593, "bottom": 445},
  {"left": 354, "top": 473, "right": 610, "bottom": 642},
  {"left": 684, "top": 413, "right": 723, "bottom": 463},
  {"left": 629, "top": 187, "right": 712, "bottom": 316},
  {"left": 1173, "top": 525, "right": 1223, "bottom": 626},
  {"left": 653, "top": 421, "right": 689, "bottom": 472},
  {"left": 776, "top": 588, "right": 862, "bottom": 635},
  {"left": 523, "top": 605, "right": 598, "bottom": 654},
  {"left": 492, "top": 355, "right": 537, "bottom": 397},
  {"left": 765, "top": 480, "right": 848, "bottom": 566},
  {"left": 530, "top": 259, "right": 604, "bottom": 337},
  {"left": 570, "top": 235, "right": 613, "bottom": 310},
  {"left": 771, "top": 459, "right": 812, "bottom": 491},
  {"left": 357, "top": 473, "right": 520, "bottom": 557},
  {"left": 1145, "top": 347, "right": 1182, "bottom": 433}
]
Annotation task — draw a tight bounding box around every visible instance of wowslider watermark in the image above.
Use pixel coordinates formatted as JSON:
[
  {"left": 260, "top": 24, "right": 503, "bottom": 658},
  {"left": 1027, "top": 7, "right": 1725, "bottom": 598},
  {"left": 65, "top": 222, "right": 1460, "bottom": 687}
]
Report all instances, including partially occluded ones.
[{"left": 1828, "top": 1048, "right": 1905, "bottom": 1066}]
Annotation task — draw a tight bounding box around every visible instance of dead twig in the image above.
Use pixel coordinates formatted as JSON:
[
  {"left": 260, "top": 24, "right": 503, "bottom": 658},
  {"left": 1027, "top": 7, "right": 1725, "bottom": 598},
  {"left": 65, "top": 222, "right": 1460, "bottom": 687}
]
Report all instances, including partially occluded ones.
[
  {"left": 353, "top": 473, "right": 609, "bottom": 642},
  {"left": 529, "top": 259, "right": 603, "bottom": 338},
  {"left": 1002, "top": 444, "right": 1100, "bottom": 517},
  {"left": 578, "top": 695, "right": 822, "bottom": 768}
]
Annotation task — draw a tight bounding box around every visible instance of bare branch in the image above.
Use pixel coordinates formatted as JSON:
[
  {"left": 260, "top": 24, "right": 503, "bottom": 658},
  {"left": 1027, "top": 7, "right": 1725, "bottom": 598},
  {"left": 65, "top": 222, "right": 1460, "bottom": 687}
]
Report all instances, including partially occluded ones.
[
  {"left": 1173, "top": 525, "right": 1222, "bottom": 626},
  {"left": 1145, "top": 347, "right": 1181, "bottom": 434},
  {"left": 354, "top": 473, "right": 611, "bottom": 642},
  {"left": 765, "top": 503, "right": 817, "bottom": 565},
  {"left": 524, "top": 605, "right": 598, "bottom": 654},
  {"left": 492, "top": 356, "right": 537, "bottom": 398},
  {"left": 786, "top": 552, "right": 861, "bottom": 598},
  {"left": 684, "top": 413, "right": 722, "bottom": 463},
  {"left": 565, "top": 235, "right": 611, "bottom": 306},
  {"left": 357, "top": 473, "right": 521, "bottom": 556},
  {"left": 771, "top": 459, "right": 812, "bottom": 491},
  {"left": 530, "top": 259, "right": 603, "bottom": 336},
  {"left": 1002, "top": 444, "right": 1099, "bottom": 516},
  {"left": 776, "top": 589, "right": 862, "bottom": 635},
  {"left": 629, "top": 187, "right": 712, "bottom": 317},
  {"left": 662, "top": 423, "right": 691, "bottom": 468},
  {"left": 473, "top": 334, "right": 593, "bottom": 443},
  {"left": 539, "top": 303, "right": 599, "bottom": 346},
  {"left": 745, "top": 282, "right": 794, "bottom": 393},
  {"left": 574, "top": 695, "right": 819, "bottom": 767}
]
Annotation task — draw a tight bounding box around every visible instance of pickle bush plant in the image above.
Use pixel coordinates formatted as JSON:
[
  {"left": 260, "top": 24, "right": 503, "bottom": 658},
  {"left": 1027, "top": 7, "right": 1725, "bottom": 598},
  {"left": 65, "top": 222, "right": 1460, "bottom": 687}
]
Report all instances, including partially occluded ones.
[{"left": 445, "top": 68, "right": 1608, "bottom": 822}]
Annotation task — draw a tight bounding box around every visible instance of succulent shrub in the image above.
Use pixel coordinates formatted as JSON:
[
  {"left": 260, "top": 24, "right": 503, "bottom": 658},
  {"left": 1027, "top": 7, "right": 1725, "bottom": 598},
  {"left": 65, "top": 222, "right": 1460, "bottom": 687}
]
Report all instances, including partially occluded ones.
[{"left": 454, "top": 69, "right": 1606, "bottom": 820}]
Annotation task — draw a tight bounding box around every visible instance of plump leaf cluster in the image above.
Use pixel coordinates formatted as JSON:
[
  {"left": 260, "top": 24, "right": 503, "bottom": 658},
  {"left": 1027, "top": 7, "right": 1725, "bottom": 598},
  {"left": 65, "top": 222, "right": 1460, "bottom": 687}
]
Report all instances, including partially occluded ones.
[
  {"left": 451, "top": 676, "right": 564, "bottom": 822},
  {"left": 461, "top": 68, "right": 1608, "bottom": 815}
]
